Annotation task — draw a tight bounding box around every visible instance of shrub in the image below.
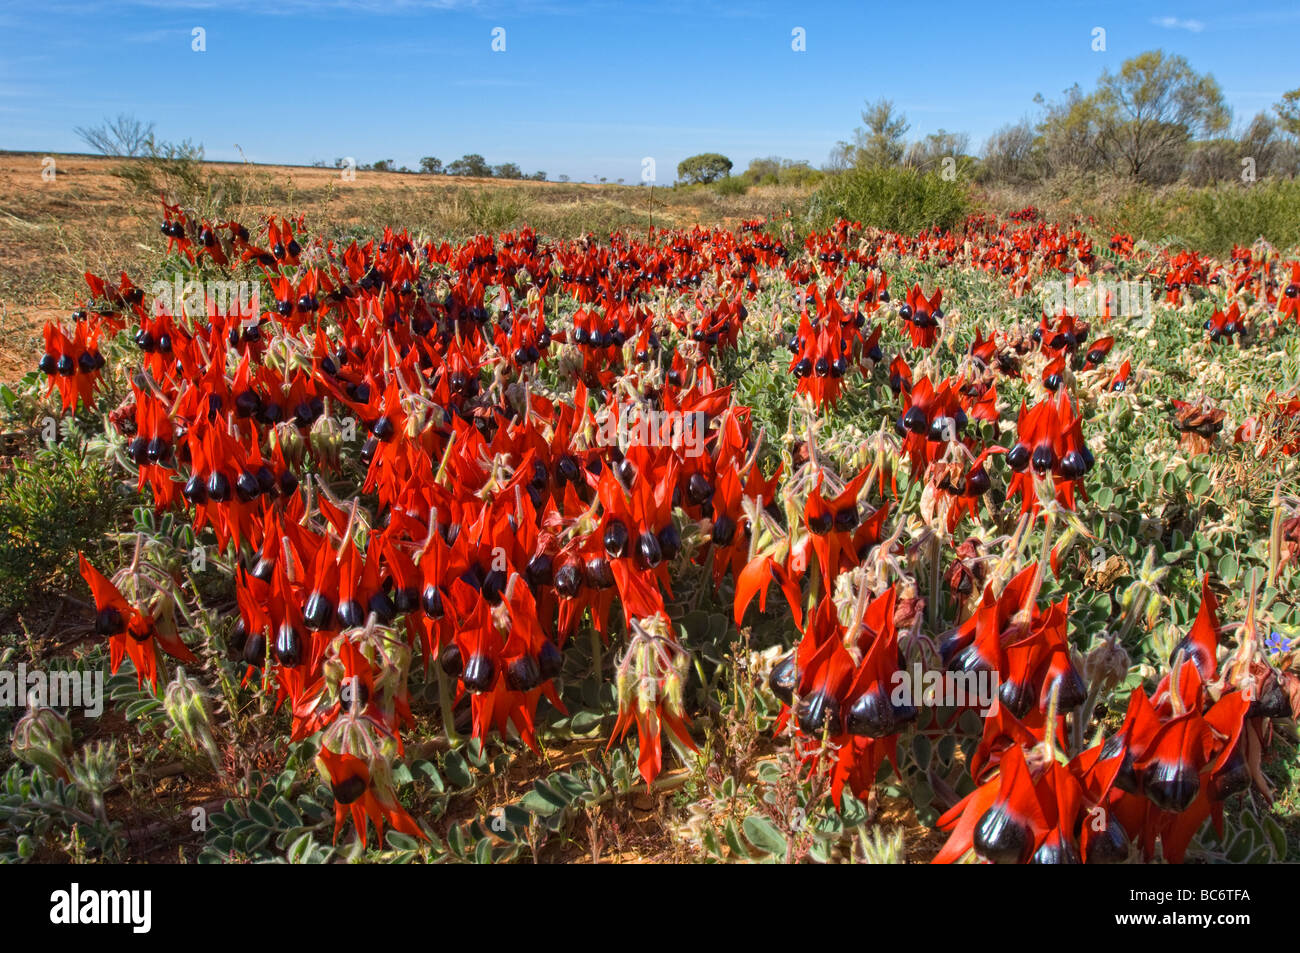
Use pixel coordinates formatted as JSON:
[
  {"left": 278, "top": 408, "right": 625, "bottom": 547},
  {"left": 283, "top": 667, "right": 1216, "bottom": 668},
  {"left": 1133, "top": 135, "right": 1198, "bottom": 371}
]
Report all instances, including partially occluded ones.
[
  {"left": 714, "top": 175, "right": 748, "bottom": 196},
  {"left": 0, "top": 444, "right": 127, "bottom": 618},
  {"left": 808, "top": 163, "right": 971, "bottom": 234}
]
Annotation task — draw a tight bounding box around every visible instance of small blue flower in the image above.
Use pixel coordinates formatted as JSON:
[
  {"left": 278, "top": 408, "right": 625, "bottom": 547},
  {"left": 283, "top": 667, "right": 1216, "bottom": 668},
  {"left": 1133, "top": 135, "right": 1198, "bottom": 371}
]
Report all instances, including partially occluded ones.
[{"left": 1265, "top": 631, "right": 1293, "bottom": 656}]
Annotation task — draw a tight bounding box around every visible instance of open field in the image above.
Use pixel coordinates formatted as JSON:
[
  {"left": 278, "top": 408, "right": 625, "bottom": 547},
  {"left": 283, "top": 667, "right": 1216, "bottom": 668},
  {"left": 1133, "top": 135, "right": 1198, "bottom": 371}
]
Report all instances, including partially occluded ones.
[
  {"left": 2, "top": 154, "right": 1299, "bottom": 867},
  {"left": 0, "top": 153, "right": 809, "bottom": 383}
]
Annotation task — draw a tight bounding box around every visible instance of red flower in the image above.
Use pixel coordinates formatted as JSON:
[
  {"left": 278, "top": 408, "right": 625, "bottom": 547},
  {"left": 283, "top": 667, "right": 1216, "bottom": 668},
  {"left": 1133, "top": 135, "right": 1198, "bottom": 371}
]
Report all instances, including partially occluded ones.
[
  {"left": 900, "top": 284, "right": 943, "bottom": 348},
  {"left": 78, "top": 553, "right": 196, "bottom": 689},
  {"left": 318, "top": 747, "right": 426, "bottom": 847}
]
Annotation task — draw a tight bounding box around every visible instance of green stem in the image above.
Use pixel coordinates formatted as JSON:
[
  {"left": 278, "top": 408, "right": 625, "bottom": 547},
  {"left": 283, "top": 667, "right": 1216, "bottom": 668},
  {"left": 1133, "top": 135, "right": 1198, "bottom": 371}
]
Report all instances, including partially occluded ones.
[
  {"left": 590, "top": 627, "right": 603, "bottom": 682},
  {"left": 434, "top": 660, "right": 463, "bottom": 747},
  {"left": 927, "top": 534, "right": 941, "bottom": 632},
  {"left": 805, "top": 545, "right": 821, "bottom": 624}
]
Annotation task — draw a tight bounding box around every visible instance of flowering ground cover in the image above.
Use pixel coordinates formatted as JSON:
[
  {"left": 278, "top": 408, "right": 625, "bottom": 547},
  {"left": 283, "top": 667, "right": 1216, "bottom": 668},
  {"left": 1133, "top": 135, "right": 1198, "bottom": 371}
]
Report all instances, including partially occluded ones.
[{"left": 3, "top": 200, "right": 1298, "bottom": 864}]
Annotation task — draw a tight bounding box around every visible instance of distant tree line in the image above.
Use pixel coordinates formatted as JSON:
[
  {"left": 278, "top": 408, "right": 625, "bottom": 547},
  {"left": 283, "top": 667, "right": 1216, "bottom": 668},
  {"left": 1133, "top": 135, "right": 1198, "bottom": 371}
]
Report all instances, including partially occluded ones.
[
  {"left": 673, "top": 153, "right": 822, "bottom": 189},
  {"left": 308, "top": 155, "right": 546, "bottom": 179},
  {"left": 826, "top": 50, "right": 1300, "bottom": 186}
]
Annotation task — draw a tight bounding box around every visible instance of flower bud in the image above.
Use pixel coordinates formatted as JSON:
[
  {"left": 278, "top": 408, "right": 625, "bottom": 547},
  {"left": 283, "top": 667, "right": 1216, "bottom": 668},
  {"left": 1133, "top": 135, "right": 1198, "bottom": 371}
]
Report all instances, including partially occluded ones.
[
  {"left": 310, "top": 414, "right": 342, "bottom": 469},
  {"left": 12, "top": 707, "right": 73, "bottom": 779},
  {"left": 164, "top": 667, "right": 221, "bottom": 769},
  {"left": 616, "top": 664, "right": 633, "bottom": 708},
  {"left": 1084, "top": 637, "right": 1130, "bottom": 690},
  {"left": 663, "top": 667, "right": 685, "bottom": 718},
  {"left": 276, "top": 420, "right": 307, "bottom": 469},
  {"left": 149, "top": 589, "right": 179, "bottom": 644}
]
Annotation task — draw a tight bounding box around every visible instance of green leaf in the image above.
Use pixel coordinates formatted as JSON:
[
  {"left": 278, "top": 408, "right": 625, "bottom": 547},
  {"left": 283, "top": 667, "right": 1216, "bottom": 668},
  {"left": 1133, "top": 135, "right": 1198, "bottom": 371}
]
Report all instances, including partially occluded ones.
[
  {"left": 271, "top": 798, "right": 301, "bottom": 828},
  {"left": 550, "top": 772, "right": 588, "bottom": 802},
  {"left": 724, "top": 818, "right": 749, "bottom": 859},
  {"left": 911, "top": 780, "right": 934, "bottom": 809},
  {"left": 415, "top": 760, "right": 445, "bottom": 793},
  {"left": 534, "top": 780, "right": 572, "bottom": 809},
  {"left": 569, "top": 709, "right": 604, "bottom": 734},
  {"left": 1226, "top": 831, "right": 1253, "bottom": 863},
  {"left": 386, "top": 831, "right": 422, "bottom": 852},
  {"left": 911, "top": 733, "right": 932, "bottom": 765},
  {"left": 1264, "top": 815, "right": 1286, "bottom": 857},
  {"left": 286, "top": 832, "right": 316, "bottom": 863},
  {"left": 441, "top": 750, "right": 473, "bottom": 788},
  {"left": 247, "top": 799, "right": 276, "bottom": 829},
  {"left": 503, "top": 805, "right": 530, "bottom": 829},
  {"left": 520, "top": 787, "right": 563, "bottom": 815},
  {"left": 839, "top": 792, "right": 868, "bottom": 827},
  {"left": 242, "top": 827, "right": 271, "bottom": 854},
  {"left": 465, "top": 738, "right": 489, "bottom": 768},
  {"left": 446, "top": 824, "right": 467, "bottom": 859},
  {"left": 742, "top": 815, "right": 787, "bottom": 856},
  {"left": 124, "top": 698, "right": 160, "bottom": 721},
  {"left": 297, "top": 795, "right": 327, "bottom": 821}
]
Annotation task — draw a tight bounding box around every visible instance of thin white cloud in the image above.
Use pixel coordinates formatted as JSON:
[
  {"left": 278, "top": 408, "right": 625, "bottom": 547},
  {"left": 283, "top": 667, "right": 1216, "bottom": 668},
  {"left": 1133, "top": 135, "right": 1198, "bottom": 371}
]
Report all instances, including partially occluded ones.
[{"left": 1151, "top": 15, "right": 1205, "bottom": 32}]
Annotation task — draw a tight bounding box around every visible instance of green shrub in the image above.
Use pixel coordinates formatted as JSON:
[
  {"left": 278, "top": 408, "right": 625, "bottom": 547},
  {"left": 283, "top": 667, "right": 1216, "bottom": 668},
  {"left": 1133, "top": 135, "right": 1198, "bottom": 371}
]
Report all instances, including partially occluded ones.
[
  {"left": 1168, "top": 179, "right": 1300, "bottom": 254},
  {"left": 714, "top": 176, "right": 748, "bottom": 197},
  {"left": 0, "top": 444, "right": 128, "bottom": 618},
  {"left": 985, "top": 174, "right": 1300, "bottom": 257},
  {"left": 808, "top": 164, "right": 971, "bottom": 234}
]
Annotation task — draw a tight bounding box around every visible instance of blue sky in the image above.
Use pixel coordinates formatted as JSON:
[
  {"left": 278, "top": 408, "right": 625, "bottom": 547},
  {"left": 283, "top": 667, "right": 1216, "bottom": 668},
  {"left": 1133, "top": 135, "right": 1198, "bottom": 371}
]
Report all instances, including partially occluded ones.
[{"left": 1, "top": 0, "right": 1297, "bottom": 183}]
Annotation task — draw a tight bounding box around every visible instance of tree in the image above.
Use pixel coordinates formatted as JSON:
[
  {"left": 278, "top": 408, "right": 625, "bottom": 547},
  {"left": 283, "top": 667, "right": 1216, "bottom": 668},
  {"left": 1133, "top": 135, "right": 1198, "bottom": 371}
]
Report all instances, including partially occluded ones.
[
  {"left": 369, "top": 159, "right": 395, "bottom": 172},
  {"left": 1274, "top": 89, "right": 1300, "bottom": 140},
  {"left": 979, "top": 121, "right": 1038, "bottom": 183},
  {"left": 742, "top": 156, "right": 820, "bottom": 186},
  {"left": 1031, "top": 85, "right": 1108, "bottom": 177},
  {"left": 904, "top": 129, "right": 970, "bottom": 170},
  {"left": 446, "top": 154, "right": 492, "bottom": 177},
  {"left": 1091, "top": 50, "right": 1229, "bottom": 181},
  {"left": 419, "top": 156, "right": 444, "bottom": 174},
  {"left": 835, "top": 99, "right": 910, "bottom": 168},
  {"left": 492, "top": 162, "right": 524, "bottom": 180},
  {"left": 74, "top": 113, "right": 155, "bottom": 157},
  {"left": 676, "top": 153, "right": 733, "bottom": 184}
]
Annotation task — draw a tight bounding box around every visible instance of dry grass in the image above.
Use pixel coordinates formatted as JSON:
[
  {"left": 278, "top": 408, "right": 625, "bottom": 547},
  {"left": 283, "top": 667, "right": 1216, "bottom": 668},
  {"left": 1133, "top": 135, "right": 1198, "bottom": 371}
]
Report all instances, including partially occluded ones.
[
  {"left": 0, "top": 152, "right": 810, "bottom": 384},
  {"left": 977, "top": 173, "right": 1300, "bottom": 256}
]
